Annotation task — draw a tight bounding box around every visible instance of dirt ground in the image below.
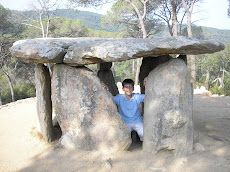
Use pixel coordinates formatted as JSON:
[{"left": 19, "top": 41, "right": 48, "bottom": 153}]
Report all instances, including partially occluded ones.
[{"left": 0, "top": 94, "right": 230, "bottom": 172}]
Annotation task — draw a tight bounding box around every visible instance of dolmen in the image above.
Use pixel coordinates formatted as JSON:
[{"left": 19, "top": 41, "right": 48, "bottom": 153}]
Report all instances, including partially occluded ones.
[{"left": 11, "top": 36, "right": 225, "bottom": 156}]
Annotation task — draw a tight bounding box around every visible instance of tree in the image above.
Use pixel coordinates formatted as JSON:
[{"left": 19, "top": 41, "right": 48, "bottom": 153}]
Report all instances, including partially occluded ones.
[
  {"left": 182, "top": 0, "right": 197, "bottom": 87},
  {"left": 0, "top": 5, "right": 34, "bottom": 104},
  {"left": 217, "top": 44, "right": 230, "bottom": 88},
  {"left": 68, "top": 0, "right": 161, "bottom": 85},
  {"left": 196, "top": 45, "right": 230, "bottom": 93},
  {"left": 154, "top": 0, "right": 186, "bottom": 36},
  {"left": 228, "top": 0, "right": 230, "bottom": 17},
  {"left": 101, "top": 0, "right": 162, "bottom": 38},
  {"left": 181, "top": 25, "right": 205, "bottom": 40},
  {"left": 0, "top": 5, "right": 23, "bottom": 102},
  {"left": 0, "top": 36, "right": 15, "bottom": 102},
  {"left": 68, "top": 0, "right": 161, "bottom": 38},
  {"left": 196, "top": 54, "right": 219, "bottom": 89},
  {"left": 48, "top": 17, "right": 89, "bottom": 37},
  {"left": 23, "top": 0, "right": 60, "bottom": 38}
]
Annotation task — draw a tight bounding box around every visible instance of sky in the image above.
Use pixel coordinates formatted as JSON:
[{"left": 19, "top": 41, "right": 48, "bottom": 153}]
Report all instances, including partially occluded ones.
[{"left": 0, "top": 0, "right": 230, "bottom": 30}]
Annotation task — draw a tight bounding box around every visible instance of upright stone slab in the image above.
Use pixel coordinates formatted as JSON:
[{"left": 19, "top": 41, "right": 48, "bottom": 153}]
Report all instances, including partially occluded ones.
[
  {"left": 97, "top": 62, "right": 119, "bottom": 96},
  {"left": 52, "top": 64, "right": 131, "bottom": 153},
  {"left": 139, "top": 55, "right": 171, "bottom": 94},
  {"left": 143, "top": 59, "right": 193, "bottom": 156},
  {"left": 35, "top": 64, "right": 54, "bottom": 142}
]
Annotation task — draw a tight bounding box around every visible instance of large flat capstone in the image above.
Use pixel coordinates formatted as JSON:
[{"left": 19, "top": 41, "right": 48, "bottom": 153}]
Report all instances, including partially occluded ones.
[{"left": 11, "top": 37, "right": 225, "bottom": 65}]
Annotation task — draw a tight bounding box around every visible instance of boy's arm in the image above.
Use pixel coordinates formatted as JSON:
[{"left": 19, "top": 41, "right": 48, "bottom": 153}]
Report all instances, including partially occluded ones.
[{"left": 140, "top": 94, "right": 145, "bottom": 103}]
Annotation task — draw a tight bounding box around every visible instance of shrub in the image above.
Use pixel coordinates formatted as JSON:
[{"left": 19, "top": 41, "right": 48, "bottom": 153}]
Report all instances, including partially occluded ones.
[
  {"left": 1, "top": 83, "right": 36, "bottom": 105},
  {"left": 223, "top": 77, "right": 230, "bottom": 96},
  {"left": 209, "top": 85, "right": 224, "bottom": 95}
]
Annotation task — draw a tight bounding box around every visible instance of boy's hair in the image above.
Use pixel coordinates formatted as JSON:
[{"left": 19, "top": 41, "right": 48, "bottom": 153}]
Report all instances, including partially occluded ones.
[{"left": 122, "top": 79, "right": 134, "bottom": 87}]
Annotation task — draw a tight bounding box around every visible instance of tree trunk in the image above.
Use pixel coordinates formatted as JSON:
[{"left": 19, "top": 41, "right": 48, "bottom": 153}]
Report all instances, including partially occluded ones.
[
  {"left": 45, "top": 14, "right": 50, "bottom": 38},
  {"left": 132, "top": 59, "right": 135, "bottom": 73},
  {"left": 171, "top": 0, "right": 178, "bottom": 37},
  {"left": 186, "top": 9, "right": 193, "bottom": 38},
  {"left": 182, "top": 0, "right": 196, "bottom": 87},
  {"left": 39, "top": 12, "right": 45, "bottom": 38},
  {"left": 5, "top": 72, "right": 15, "bottom": 102},
  {"left": 45, "top": 19, "right": 50, "bottom": 38},
  {"left": 135, "top": 58, "right": 141, "bottom": 85},
  {"left": 204, "top": 70, "right": 210, "bottom": 89},
  {"left": 167, "top": 22, "right": 173, "bottom": 36},
  {"left": 221, "top": 68, "right": 225, "bottom": 88},
  {"left": 0, "top": 91, "right": 2, "bottom": 106},
  {"left": 128, "top": 0, "right": 148, "bottom": 38},
  {"left": 190, "top": 55, "right": 196, "bottom": 86}
]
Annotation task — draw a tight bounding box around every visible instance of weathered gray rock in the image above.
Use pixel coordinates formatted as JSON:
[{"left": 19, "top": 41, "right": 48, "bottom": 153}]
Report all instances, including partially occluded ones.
[
  {"left": 10, "top": 38, "right": 103, "bottom": 63},
  {"left": 139, "top": 55, "right": 171, "bottom": 94},
  {"left": 10, "top": 37, "right": 225, "bottom": 65},
  {"left": 98, "top": 63, "right": 119, "bottom": 96},
  {"left": 51, "top": 64, "right": 131, "bottom": 152},
  {"left": 64, "top": 36, "right": 224, "bottom": 66},
  {"left": 194, "top": 143, "right": 205, "bottom": 152},
  {"left": 35, "top": 64, "right": 54, "bottom": 142},
  {"left": 98, "top": 62, "right": 112, "bottom": 70},
  {"left": 143, "top": 59, "right": 193, "bottom": 156}
]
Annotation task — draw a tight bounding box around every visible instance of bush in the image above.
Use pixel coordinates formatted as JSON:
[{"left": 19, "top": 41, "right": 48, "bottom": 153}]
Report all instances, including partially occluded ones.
[
  {"left": 223, "top": 77, "right": 230, "bottom": 96},
  {"left": 1, "top": 83, "right": 36, "bottom": 105},
  {"left": 209, "top": 85, "right": 224, "bottom": 95}
]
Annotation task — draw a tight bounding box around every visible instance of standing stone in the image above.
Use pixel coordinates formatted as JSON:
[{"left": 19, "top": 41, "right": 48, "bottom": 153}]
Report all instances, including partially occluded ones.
[
  {"left": 35, "top": 64, "right": 54, "bottom": 142},
  {"left": 97, "top": 62, "right": 119, "bottom": 96},
  {"left": 143, "top": 59, "right": 193, "bottom": 156},
  {"left": 177, "top": 55, "right": 187, "bottom": 65},
  {"left": 51, "top": 64, "right": 131, "bottom": 153},
  {"left": 139, "top": 55, "right": 171, "bottom": 94}
]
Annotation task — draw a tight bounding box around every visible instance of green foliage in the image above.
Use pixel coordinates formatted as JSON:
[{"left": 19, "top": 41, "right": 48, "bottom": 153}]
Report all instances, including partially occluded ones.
[
  {"left": 1, "top": 83, "right": 36, "bottom": 105},
  {"left": 101, "top": 0, "right": 162, "bottom": 38},
  {"left": 20, "top": 9, "right": 114, "bottom": 32},
  {"left": 22, "top": 16, "right": 90, "bottom": 38},
  {"left": 0, "top": 5, "right": 13, "bottom": 34},
  {"left": 21, "top": 21, "right": 42, "bottom": 38},
  {"left": 181, "top": 25, "right": 206, "bottom": 40},
  {"left": 202, "top": 27, "right": 230, "bottom": 45},
  {"left": 113, "top": 60, "right": 135, "bottom": 83},
  {"left": 89, "top": 29, "right": 122, "bottom": 38},
  {"left": 196, "top": 44, "right": 230, "bottom": 96},
  {"left": 87, "top": 64, "right": 98, "bottom": 74},
  {"left": 224, "top": 75, "right": 230, "bottom": 96},
  {"left": 49, "top": 17, "right": 89, "bottom": 37},
  {"left": 209, "top": 85, "right": 224, "bottom": 95}
]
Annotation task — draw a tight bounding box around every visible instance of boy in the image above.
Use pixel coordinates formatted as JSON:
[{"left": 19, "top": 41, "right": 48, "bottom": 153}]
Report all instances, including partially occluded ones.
[{"left": 113, "top": 79, "right": 144, "bottom": 141}]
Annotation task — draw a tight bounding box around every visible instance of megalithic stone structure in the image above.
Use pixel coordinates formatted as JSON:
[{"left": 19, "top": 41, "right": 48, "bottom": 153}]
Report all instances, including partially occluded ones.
[
  {"left": 35, "top": 64, "right": 54, "bottom": 142},
  {"left": 143, "top": 59, "right": 193, "bottom": 156},
  {"left": 51, "top": 64, "right": 131, "bottom": 152},
  {"left": 11, "top": 37, "right": 225, "bottom": 155},
  {"left": 97, "top": 62, "right": 119, "bottom": 96},
  {"left": 139, "top": 55, "right": 171, "bottom": 94}
]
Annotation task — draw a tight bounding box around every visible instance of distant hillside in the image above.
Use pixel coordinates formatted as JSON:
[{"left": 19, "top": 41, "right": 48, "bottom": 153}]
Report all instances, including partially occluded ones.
[
  {"left": 51, "top": 9, "right": 107, "bottom": 31},
  {"left": 19, "top": 9, "right": 116, "bottom": 32},
  {"left": 202, "top": 27, "right": 230, "bottom": 45},
  {"left": 17, "top": 9, "right": 230, "bottom": 44},
  {"left": 155, "top": 25, "right": 230, "bottom": 45}
]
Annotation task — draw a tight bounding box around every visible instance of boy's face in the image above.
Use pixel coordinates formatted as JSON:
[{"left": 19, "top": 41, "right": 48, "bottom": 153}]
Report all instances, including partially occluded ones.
[{"left": 122, "top": 84, "right": 134, "bottom": 96}]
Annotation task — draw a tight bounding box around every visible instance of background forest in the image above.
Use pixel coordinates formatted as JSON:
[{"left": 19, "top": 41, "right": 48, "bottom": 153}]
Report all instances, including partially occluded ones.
[{"left": 0, "top": 0, "right": 230, "bottom": 105}]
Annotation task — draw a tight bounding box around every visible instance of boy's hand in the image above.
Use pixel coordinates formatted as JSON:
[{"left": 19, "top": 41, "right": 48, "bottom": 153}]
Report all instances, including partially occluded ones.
[{"left": 101, "top": 82, "right": 109, "bottom": 91}]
